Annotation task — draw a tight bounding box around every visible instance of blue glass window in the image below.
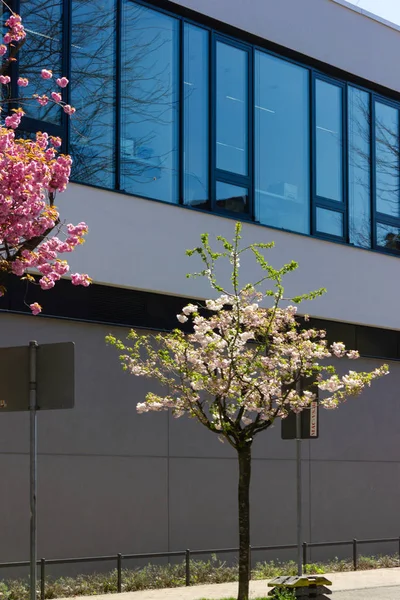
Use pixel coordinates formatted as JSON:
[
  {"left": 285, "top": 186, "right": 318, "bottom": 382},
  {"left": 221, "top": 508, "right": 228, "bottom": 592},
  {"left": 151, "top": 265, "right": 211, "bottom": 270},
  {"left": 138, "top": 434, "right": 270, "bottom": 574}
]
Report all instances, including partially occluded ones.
[
  {"left": 348, "top": 87, "right": 371, "bottom": 248},
  {"left": 183, "top": 24, "right": 209, "bottom": 208},
  {"left": 216, "top": 181, "right": 248, "bottom": 213},
  {"left": 19, "top": 0, "right": 63, "bottom": 125},
  {"left": 316, "top": 80, "right": 343, "bottom": 202},
  {"left": 316, "top": 207, "right": 343, "bottom": 237},
  {"left": 255, "top": 52, "right": 310, "bottom": 234},
  {"left": 121, "top": 2, "right": 179, "bottom": 203},
  {"left": 70, "top": 0, "right": 116, "bottom": 188},
  {"left": 216, "top": 42, "right": 248, "bottom": 176},
  {"left": 375, "top": 101, "right": 400, "bottom": 218}
]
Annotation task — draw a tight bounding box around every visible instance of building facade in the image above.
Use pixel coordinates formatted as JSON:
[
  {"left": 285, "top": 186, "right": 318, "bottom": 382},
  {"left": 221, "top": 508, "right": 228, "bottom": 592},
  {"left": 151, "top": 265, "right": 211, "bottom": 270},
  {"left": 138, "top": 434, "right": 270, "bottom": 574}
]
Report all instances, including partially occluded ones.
[{"left": 2, "top": 0, "right": 400, "bottom": 570}]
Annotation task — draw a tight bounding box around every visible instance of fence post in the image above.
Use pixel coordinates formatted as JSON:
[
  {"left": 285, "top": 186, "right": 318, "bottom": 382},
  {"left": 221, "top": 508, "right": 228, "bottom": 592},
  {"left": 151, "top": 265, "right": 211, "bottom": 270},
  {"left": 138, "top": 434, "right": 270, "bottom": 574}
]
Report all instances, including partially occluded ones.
[
  {"left": 40, "top": 559, "right": 45, "bottom": 600},
  {"left": 248, "top": 545, "right": 252, "bottom": 581},
  {"left": 353, "top": 539, "right": 358, "bottom": 571},
  {"left": 117, "top": 553, "right": 122, "bottom": 593},
  {"left": 302, "top": 542, "right": 307, "bottom": 574},
  {"left": 185, "top": 549, "right": 190, "bottom": 586}
]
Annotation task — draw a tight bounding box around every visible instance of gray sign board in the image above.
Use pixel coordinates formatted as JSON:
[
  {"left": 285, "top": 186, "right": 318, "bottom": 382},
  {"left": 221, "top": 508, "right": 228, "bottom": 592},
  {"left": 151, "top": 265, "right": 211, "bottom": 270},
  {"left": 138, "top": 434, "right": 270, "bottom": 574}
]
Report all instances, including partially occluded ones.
[{"left": 0, "top": 342, "right": 75, "bottom": 411}]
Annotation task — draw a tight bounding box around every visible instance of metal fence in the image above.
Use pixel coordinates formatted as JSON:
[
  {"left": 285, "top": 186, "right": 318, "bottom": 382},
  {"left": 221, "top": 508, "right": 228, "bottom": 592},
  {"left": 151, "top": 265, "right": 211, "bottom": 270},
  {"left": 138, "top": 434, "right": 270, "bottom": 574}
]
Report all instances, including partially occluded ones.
[{"left": 1, "top": 536, "right": 400, "bottom": 599}]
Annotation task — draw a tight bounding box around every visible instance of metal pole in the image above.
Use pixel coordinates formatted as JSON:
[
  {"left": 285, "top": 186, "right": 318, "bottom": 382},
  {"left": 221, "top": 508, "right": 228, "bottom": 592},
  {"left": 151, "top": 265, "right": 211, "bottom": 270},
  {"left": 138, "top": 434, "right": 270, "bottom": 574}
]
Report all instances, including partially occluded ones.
[
  {"left": 29, "top": 341, "right": 38, "bottom": 600},
  {"left": 296, "top": 411, "right": 302, "bottom": 577}
]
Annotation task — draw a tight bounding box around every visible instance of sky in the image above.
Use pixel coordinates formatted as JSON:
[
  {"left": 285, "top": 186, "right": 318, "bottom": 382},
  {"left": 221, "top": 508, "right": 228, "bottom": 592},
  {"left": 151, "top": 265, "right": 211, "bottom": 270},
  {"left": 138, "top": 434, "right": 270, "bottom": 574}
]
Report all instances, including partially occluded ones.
[{"left": 347, "top": 0, "right": 400, "bottom": 25}]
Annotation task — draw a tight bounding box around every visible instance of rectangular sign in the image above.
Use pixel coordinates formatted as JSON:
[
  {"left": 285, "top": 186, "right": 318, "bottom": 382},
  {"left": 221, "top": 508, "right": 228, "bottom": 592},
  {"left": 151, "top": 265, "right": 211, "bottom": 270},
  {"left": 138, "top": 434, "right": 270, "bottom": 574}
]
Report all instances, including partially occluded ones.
[
  {"left": 281, "top": 403, "right": 319, "bottom": 440},
  {"left": 0, "top": 342, "right": 75, "bottom": 411},
  {"left": 310, "top": 402, "right": 318, "bottom": 437}
]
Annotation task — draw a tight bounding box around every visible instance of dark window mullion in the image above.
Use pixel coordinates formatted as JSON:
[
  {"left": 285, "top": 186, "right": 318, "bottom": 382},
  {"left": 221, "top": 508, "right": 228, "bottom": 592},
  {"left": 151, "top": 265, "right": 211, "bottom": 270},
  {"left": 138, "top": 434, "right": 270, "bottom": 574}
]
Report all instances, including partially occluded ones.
[
  {"left": 375, "top": 213, "right": 400, "bottom": 227},
  {"left": 18, "top": 116, "right": 63, "bottom": 138},
  {"left": 248, "top": 46, "right": 254, "bottom": 221},
  {"left": 371, "top": 96, "right": 377, "bottom": 248},
  {"left": 315, "top": 198, "right": 346, "bottom": 213},
  {"left": 215, "top": 169, "right": 250, "bottom": 187},
  {"left": 62, "top": 0, "right": 70, "bottom": 152},
  {"left": 210, "top": 32, "right": 216, "bottom": 212},
  {"left": 178, "top": 19, "right": 184, "bottom": 205},
  {"left": 343, "top": 83, "right": 349, "bottom": 243},
  {"left": 311, "top": 72, "right": 317, "bottom": 235},
  {"left": 115, "top": 0, "right": 122, "bottom": 191}
]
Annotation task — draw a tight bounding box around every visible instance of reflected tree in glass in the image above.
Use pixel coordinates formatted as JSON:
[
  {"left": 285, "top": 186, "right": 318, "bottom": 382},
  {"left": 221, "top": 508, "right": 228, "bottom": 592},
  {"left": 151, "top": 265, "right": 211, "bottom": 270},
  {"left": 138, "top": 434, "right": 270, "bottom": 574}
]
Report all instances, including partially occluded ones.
[
  {"left": 121, "top": 1, "right": 179, "bottom": 204},
  {"left": 348, "top": 87, "right": 371, "bottom": 248},
  {"left": 18, "top": 0, "right": 63, "bottom": 124},
  {"left": 70, "top": 0, "right": 116, "bottom": 189}
]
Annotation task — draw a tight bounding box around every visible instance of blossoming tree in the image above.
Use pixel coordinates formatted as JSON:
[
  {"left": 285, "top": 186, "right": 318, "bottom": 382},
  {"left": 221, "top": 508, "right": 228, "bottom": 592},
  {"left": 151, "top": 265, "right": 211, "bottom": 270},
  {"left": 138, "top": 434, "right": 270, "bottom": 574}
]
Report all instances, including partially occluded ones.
[
  {"left": 0, "top": 8, "right": 90, "bottom": 315},
  {"left": 107, "top": 223, "right": 388, "bottom": 600}
]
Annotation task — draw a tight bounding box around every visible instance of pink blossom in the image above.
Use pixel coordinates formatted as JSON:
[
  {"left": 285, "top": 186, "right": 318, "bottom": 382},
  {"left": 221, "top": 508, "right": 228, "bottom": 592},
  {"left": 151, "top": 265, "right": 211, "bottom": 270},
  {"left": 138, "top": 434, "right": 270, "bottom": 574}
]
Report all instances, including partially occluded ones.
[
  {"left": 51, "top": 92, "right": 62, "bottom": 103},
  {"left": 63, "top": 104, "right": 76, "bottom": 115},
  {"left": 36, "top": 95, "right": 49, "bottom": 106},
  {"left": 71, "top": 273, "right": 92, "bottom": 287},
  {"left": 0, "top": 45, "right": 7, "bottom": 56},
  {"left": 41, "top": 69, "right": 53, "bottom": 80},
  {"left": 49, "top": 136, "right": 62, "bottom": 148},
  {"left": 5, "top": 112, "right": 23, "bottom": 129},
  {"left": 30, "top": 303, "right": 42, "bottom": 316},
  {"left": 17, "top": 77, "right": 29, "bottom": 87},
  {"left": 56, "top": 77, "right": 69, "bottom": 88},
  {"left": 39, "top": 276, "right": 56, "bottom": 290},
  {"left": 0, "top": 75, "right": 11, "bottom": 85}
]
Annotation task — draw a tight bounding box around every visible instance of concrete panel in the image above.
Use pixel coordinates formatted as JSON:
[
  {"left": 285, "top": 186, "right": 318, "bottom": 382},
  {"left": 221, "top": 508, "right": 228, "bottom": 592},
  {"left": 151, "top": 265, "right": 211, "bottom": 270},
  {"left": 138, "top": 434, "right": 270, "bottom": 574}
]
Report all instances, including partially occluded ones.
[
  {"left": 310, "top": 358, "right": 400, "bottom": 462},
  {"left": 168, "top": 457, "right": 310, "bottom": 554},
  {"left": 61, "top": 184, "right": 400, "bottom": 331},
  {"left": 169, "top": 0, "right": 400, "bottom": 93},
  {"left": 0, "top": 453, "right": 168, "bottom": 562},
  {"left": 0, "top": 454, "right": 30, "bottom": 562},
  {"left": 0, "top": 315, "right": 168, "bottom": 457},
  {"left": 309, "top": 460, "right": 400, "bottom": 554},
  {"left": 37, "top": 454, "right": 168, "bottom": 558}
]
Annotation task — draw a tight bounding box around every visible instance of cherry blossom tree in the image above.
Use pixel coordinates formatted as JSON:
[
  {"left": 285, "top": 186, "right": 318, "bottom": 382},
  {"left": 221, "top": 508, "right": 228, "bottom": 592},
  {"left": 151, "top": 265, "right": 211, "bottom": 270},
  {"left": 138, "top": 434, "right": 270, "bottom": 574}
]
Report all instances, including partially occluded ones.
[
  {"left": 107, "top": 223, "right": 388, "bottom": 600},
  {"left": 0, "top": 6, "right": 90, "bottom": 315}
]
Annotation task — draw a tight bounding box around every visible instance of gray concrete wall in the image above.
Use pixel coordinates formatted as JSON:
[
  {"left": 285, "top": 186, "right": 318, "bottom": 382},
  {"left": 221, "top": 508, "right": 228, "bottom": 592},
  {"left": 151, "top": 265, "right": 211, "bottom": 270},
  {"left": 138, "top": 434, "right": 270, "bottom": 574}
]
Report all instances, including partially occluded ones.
[
  {"left": 62, "top": 183, "right": 400, "bottom": 332},
  {"left": 0, "top": 313, "right": 398, "bottom": 574}
]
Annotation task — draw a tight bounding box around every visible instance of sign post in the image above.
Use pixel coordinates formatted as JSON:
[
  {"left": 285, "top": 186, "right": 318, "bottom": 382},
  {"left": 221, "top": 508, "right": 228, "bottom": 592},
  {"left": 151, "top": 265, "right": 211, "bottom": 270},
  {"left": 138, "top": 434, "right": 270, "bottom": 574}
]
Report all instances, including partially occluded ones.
[
  {"left": 295, "top": 411, "right": 302, "bottom": 577},
  {"left": 29, "top": 341, "right": 38, "bottom": 600},
  {"left": 281, "top": 380, "right": 319, "bottom": 578},
  {"left": 0, "top": 341, "right": 75, "bottom": 600}
]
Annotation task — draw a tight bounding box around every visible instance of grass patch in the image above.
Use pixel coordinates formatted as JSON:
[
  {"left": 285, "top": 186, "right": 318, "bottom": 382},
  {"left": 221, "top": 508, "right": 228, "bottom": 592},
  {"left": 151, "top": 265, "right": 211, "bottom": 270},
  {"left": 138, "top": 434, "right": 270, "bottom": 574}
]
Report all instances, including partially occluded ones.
[{"left": 0, "top": 553, "right": 398, "bottom": 599}]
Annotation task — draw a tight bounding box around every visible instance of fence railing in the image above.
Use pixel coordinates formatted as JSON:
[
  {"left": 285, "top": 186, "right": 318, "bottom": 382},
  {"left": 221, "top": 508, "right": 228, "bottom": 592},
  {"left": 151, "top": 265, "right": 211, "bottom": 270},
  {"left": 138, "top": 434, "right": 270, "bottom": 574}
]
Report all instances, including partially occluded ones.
[{"left": 1, "top": 535, "right": 400, "bottom": 599}]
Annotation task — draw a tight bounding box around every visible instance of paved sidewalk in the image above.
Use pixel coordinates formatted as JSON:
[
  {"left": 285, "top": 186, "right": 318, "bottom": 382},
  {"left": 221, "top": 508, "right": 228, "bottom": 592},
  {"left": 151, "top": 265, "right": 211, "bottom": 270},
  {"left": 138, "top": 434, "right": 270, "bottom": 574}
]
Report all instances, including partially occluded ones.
[{"left": 56, "top": 567, "right": 400, "bottom": 599}]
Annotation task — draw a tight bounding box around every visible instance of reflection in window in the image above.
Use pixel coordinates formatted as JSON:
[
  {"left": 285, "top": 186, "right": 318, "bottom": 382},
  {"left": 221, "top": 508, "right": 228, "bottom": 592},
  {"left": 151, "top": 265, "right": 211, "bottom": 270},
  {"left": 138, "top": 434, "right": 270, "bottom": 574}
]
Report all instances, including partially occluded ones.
[
  {"left": 377, "top": 223, "right": 400, "bottom": 250},
  {"left": 316, "top": 80, "right": 343, "bottom": 202},
  {"left": 121, "top": 2, "right": 179, "bottom": 203},
  {"left": 70, "top": 0, "right": 116, "bottom": 188},
  {"left": 375, "top": 102, "right": 400, "bottom": 218},
  {"left": 216, "top": 181, "right": 248, "bottom": 213},
  {"left": 255, "top": 52, "right": 309, "bottom": 234},
  {"left": 216, "top": 42, "right": 248, "bottom": 176},
  {"left": 19, "top": 0, "right": 63, "bottom": 125},
  {"left": 348, "top": 87, "right": 371, "bottom": 248},
  {"left": 183, "top": 24, "right": 209, "bottom": 208},
  {"left": 316, "top": 207, "right": 343, "bottom": 237}
]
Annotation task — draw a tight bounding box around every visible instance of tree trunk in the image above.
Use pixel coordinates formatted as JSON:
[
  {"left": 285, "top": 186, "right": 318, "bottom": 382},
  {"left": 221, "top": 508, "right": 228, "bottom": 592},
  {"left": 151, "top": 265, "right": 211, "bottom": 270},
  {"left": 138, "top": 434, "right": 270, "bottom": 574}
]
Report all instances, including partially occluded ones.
[{"left": 237, "top": 443, "right": 252, "bottom": 600}]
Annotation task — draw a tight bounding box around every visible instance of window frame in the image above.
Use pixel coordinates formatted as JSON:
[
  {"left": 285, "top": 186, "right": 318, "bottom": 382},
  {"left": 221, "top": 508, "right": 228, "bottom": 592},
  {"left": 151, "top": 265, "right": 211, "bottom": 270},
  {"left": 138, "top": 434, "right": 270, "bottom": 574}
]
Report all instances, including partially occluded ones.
[
  {"left": 211, "top": 33, "right": 253, "bottom": 220},
  {"left": 311, "top": 73, "right": 348, "bottom": 242}
]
